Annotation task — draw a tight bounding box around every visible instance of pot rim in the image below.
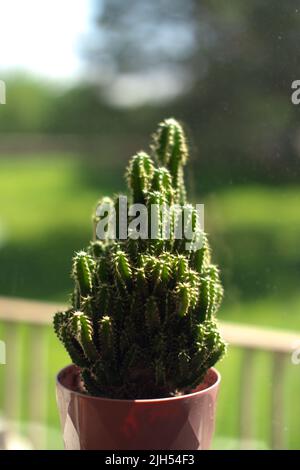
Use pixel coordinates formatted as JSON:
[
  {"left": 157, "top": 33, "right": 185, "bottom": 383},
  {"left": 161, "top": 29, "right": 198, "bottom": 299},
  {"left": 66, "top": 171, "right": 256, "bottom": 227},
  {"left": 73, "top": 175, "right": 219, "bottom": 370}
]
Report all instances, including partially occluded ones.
[{"left": 56, "top": 364, "right": 221, "bottom": 404}]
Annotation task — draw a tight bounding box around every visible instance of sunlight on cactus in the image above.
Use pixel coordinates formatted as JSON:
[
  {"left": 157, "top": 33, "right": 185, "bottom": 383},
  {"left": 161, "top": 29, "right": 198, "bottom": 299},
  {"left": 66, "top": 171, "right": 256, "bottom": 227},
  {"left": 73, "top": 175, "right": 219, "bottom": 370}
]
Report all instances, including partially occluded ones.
[{"left": 54, "top": 118, "right": 226, "bottom": 399}]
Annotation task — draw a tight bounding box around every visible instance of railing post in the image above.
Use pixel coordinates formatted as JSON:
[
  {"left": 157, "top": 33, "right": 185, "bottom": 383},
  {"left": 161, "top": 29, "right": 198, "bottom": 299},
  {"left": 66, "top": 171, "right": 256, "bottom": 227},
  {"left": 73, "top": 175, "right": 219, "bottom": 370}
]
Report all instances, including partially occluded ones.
[
  {"left": 239, "top": 348, "right": 255, "bottom": 449},
  {"left": 28, "top": 324, "right": 48, "bottom": 449},
  {"left": 4, "top": 323, "right": 22, "bottom": 425},
  {"left": 271, "top": 352, "right": 286, "bottom": 449}
]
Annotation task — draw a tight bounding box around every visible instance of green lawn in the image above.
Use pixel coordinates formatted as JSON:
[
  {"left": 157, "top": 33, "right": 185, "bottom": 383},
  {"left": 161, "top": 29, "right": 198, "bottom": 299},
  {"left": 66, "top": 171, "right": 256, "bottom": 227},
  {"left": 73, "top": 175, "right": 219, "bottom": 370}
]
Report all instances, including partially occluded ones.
[{"left": 0, "top": 154, "right": 299, "bottom": 449}]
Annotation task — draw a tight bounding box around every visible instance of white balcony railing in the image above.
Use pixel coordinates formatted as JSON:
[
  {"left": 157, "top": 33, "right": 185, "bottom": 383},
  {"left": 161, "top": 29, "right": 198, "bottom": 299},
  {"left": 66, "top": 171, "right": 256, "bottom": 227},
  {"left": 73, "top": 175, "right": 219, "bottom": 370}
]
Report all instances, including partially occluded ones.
[{"left": 0, "top": 296, "right": 299, "bottom": 450}]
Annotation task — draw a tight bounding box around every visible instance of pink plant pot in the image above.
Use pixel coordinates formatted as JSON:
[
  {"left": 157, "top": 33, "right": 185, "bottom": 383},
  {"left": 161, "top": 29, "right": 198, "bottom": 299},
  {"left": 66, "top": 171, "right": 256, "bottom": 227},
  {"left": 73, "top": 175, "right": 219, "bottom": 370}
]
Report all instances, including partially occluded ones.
[{"left": 56, "top": 364, "right": 221, "bottom": 450}]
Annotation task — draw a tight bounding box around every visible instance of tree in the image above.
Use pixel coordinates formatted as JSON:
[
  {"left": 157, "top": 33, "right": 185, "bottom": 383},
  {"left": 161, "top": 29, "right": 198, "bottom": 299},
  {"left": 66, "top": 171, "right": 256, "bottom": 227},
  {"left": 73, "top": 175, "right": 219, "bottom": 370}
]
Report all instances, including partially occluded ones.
[{"left": 83, "top": 0, "right": 300, "bottom": 190}]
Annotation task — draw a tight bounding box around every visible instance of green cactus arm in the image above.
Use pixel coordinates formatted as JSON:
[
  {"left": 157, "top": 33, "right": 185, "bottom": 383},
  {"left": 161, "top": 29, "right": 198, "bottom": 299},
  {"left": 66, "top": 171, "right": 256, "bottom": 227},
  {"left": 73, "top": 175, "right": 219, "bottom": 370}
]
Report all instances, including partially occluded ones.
[
  {"left": 146, "top": 190, "right": 166, "bottom": 243},
  {"left": 173, "top": 204, "right": 198, "bottom": 253},
  {"left": 176, "top": 255, "right": 189, "bottom": 281},
  {"left": 174, "top": 282, "right": 199, "bottom": 317},
  {"left": 151, "top": 118, "right": 188, "bottom": 167},
  {"left": 204, "top": 322, "right": 227, "bottom": 366},
  {"left": 70, "top": 312, "right": 99, "bottom": 361},
  {"left": 139, "top": 254, "right": 171, "bottom": 291},
  {"left": 126, "top": 152, "right": 154, "bottom": 204},
  {"left": 112, "top": 249, "right": 132, "bottom": 290},
  {"left": 97, "top": 257, "right": 110, "bottom": 283},
  {"left": 190, "top": 321, "right": 227, "bottom": 387},
  {"left": 151, "top": 119, "right": 174, "bottom": 166},
  {"left": 88, "top": 240, "right": 106, "bottom": 258},
  {"left": 151, "top": 118, "right": 188, "bottom": 204},
  {"left": 62, "top": 335, "right": 90, "bottom": 368},
  {"left": 135, "top": 266, "right": 149, "bottom": 294},
  {"left": 145, "top": 296, "right": 160, "bottom": 333},
  {"left": 190, "top": 230, "right": 211, "bottom": 273},
  {"left": 177, "top": 350, "right": 191, "bottom": 384},
  {"left": 98, "top": 315, "right": 115, "bottom": 360},
  {"left": 54, "top": 312, "right": 89, "bottom": 368},
  {"left": 95, "top": 283, "right": 111, "bottom": 317},
  {"left": 72, "top": 251, "right": 95, "bottom": 297},
  {"left": 53, "top": 310, "right": 68, "bottom": 341},
  {"left": 198, "top": 265, "right": 223, "bottom": 321},
  {"left": 151, "top": 167, "right": 174, "bottom": 205},
  {"left": 80, "top": 295, "right": 94, "bottom": 318},
  {"left": 124, "top": 236, "right": 139, "bottom": 262}
]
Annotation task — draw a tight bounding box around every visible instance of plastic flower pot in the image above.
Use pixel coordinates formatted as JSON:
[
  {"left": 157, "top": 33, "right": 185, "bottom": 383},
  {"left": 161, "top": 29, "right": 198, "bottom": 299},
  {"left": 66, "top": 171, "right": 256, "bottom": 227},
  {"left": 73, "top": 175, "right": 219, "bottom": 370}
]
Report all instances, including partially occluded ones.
[{"left": 56, "top": 364, "right": 221, "bottom": 450}]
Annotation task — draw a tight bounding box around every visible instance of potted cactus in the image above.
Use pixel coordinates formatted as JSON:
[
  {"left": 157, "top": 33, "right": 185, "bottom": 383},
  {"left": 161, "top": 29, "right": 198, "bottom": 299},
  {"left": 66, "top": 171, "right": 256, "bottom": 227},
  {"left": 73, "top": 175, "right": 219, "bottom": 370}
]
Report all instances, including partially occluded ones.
[{"left": 54, "top": 118, "right": 226, "bottom": 450}]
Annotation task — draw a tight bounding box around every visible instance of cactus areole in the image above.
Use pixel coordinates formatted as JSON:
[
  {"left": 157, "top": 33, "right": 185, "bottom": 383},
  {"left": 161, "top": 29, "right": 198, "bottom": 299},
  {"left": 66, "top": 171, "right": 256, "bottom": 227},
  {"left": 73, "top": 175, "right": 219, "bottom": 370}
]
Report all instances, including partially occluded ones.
[{"left": 55, "top": 118, "right": 226, "bottom": 449}]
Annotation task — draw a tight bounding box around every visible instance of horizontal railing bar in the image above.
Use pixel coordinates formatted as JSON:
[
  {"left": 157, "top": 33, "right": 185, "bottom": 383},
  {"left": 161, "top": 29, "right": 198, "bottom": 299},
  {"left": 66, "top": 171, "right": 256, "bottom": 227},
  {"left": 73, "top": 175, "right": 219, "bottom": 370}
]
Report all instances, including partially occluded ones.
[
  {"left": 0, "top": 296, "right": 299, "bottom": 353},
  {"left": 0, "top": 296, "right": 61, "bottom": 325},
  {"left": 220, "top": 321, "right": 299, "bottom": 354}
]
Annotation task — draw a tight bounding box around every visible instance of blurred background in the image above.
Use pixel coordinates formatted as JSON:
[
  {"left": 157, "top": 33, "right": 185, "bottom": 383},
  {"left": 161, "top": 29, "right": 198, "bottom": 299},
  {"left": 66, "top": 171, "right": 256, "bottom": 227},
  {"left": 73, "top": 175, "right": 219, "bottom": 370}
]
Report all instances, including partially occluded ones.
[{"left": 0, "top": 0, "right": 299, "bottom": 450}]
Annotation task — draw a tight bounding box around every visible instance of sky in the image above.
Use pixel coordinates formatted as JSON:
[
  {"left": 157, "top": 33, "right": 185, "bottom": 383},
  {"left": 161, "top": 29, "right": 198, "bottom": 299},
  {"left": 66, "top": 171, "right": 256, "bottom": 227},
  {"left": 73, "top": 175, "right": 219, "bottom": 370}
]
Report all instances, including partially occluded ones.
[
  {"left": 0, "top": 0, "right": 92, "bottom": 81},
  {"left": 0, "top": 0, "right": 186, "bottom": 105}
]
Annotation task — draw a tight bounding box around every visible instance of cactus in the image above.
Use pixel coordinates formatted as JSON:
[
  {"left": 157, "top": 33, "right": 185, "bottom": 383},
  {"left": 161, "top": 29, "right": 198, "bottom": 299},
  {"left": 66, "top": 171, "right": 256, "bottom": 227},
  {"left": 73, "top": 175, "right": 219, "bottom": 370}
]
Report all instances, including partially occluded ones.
[{"left": 54, "top": 118, "right": 226, "bottom": 399}]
